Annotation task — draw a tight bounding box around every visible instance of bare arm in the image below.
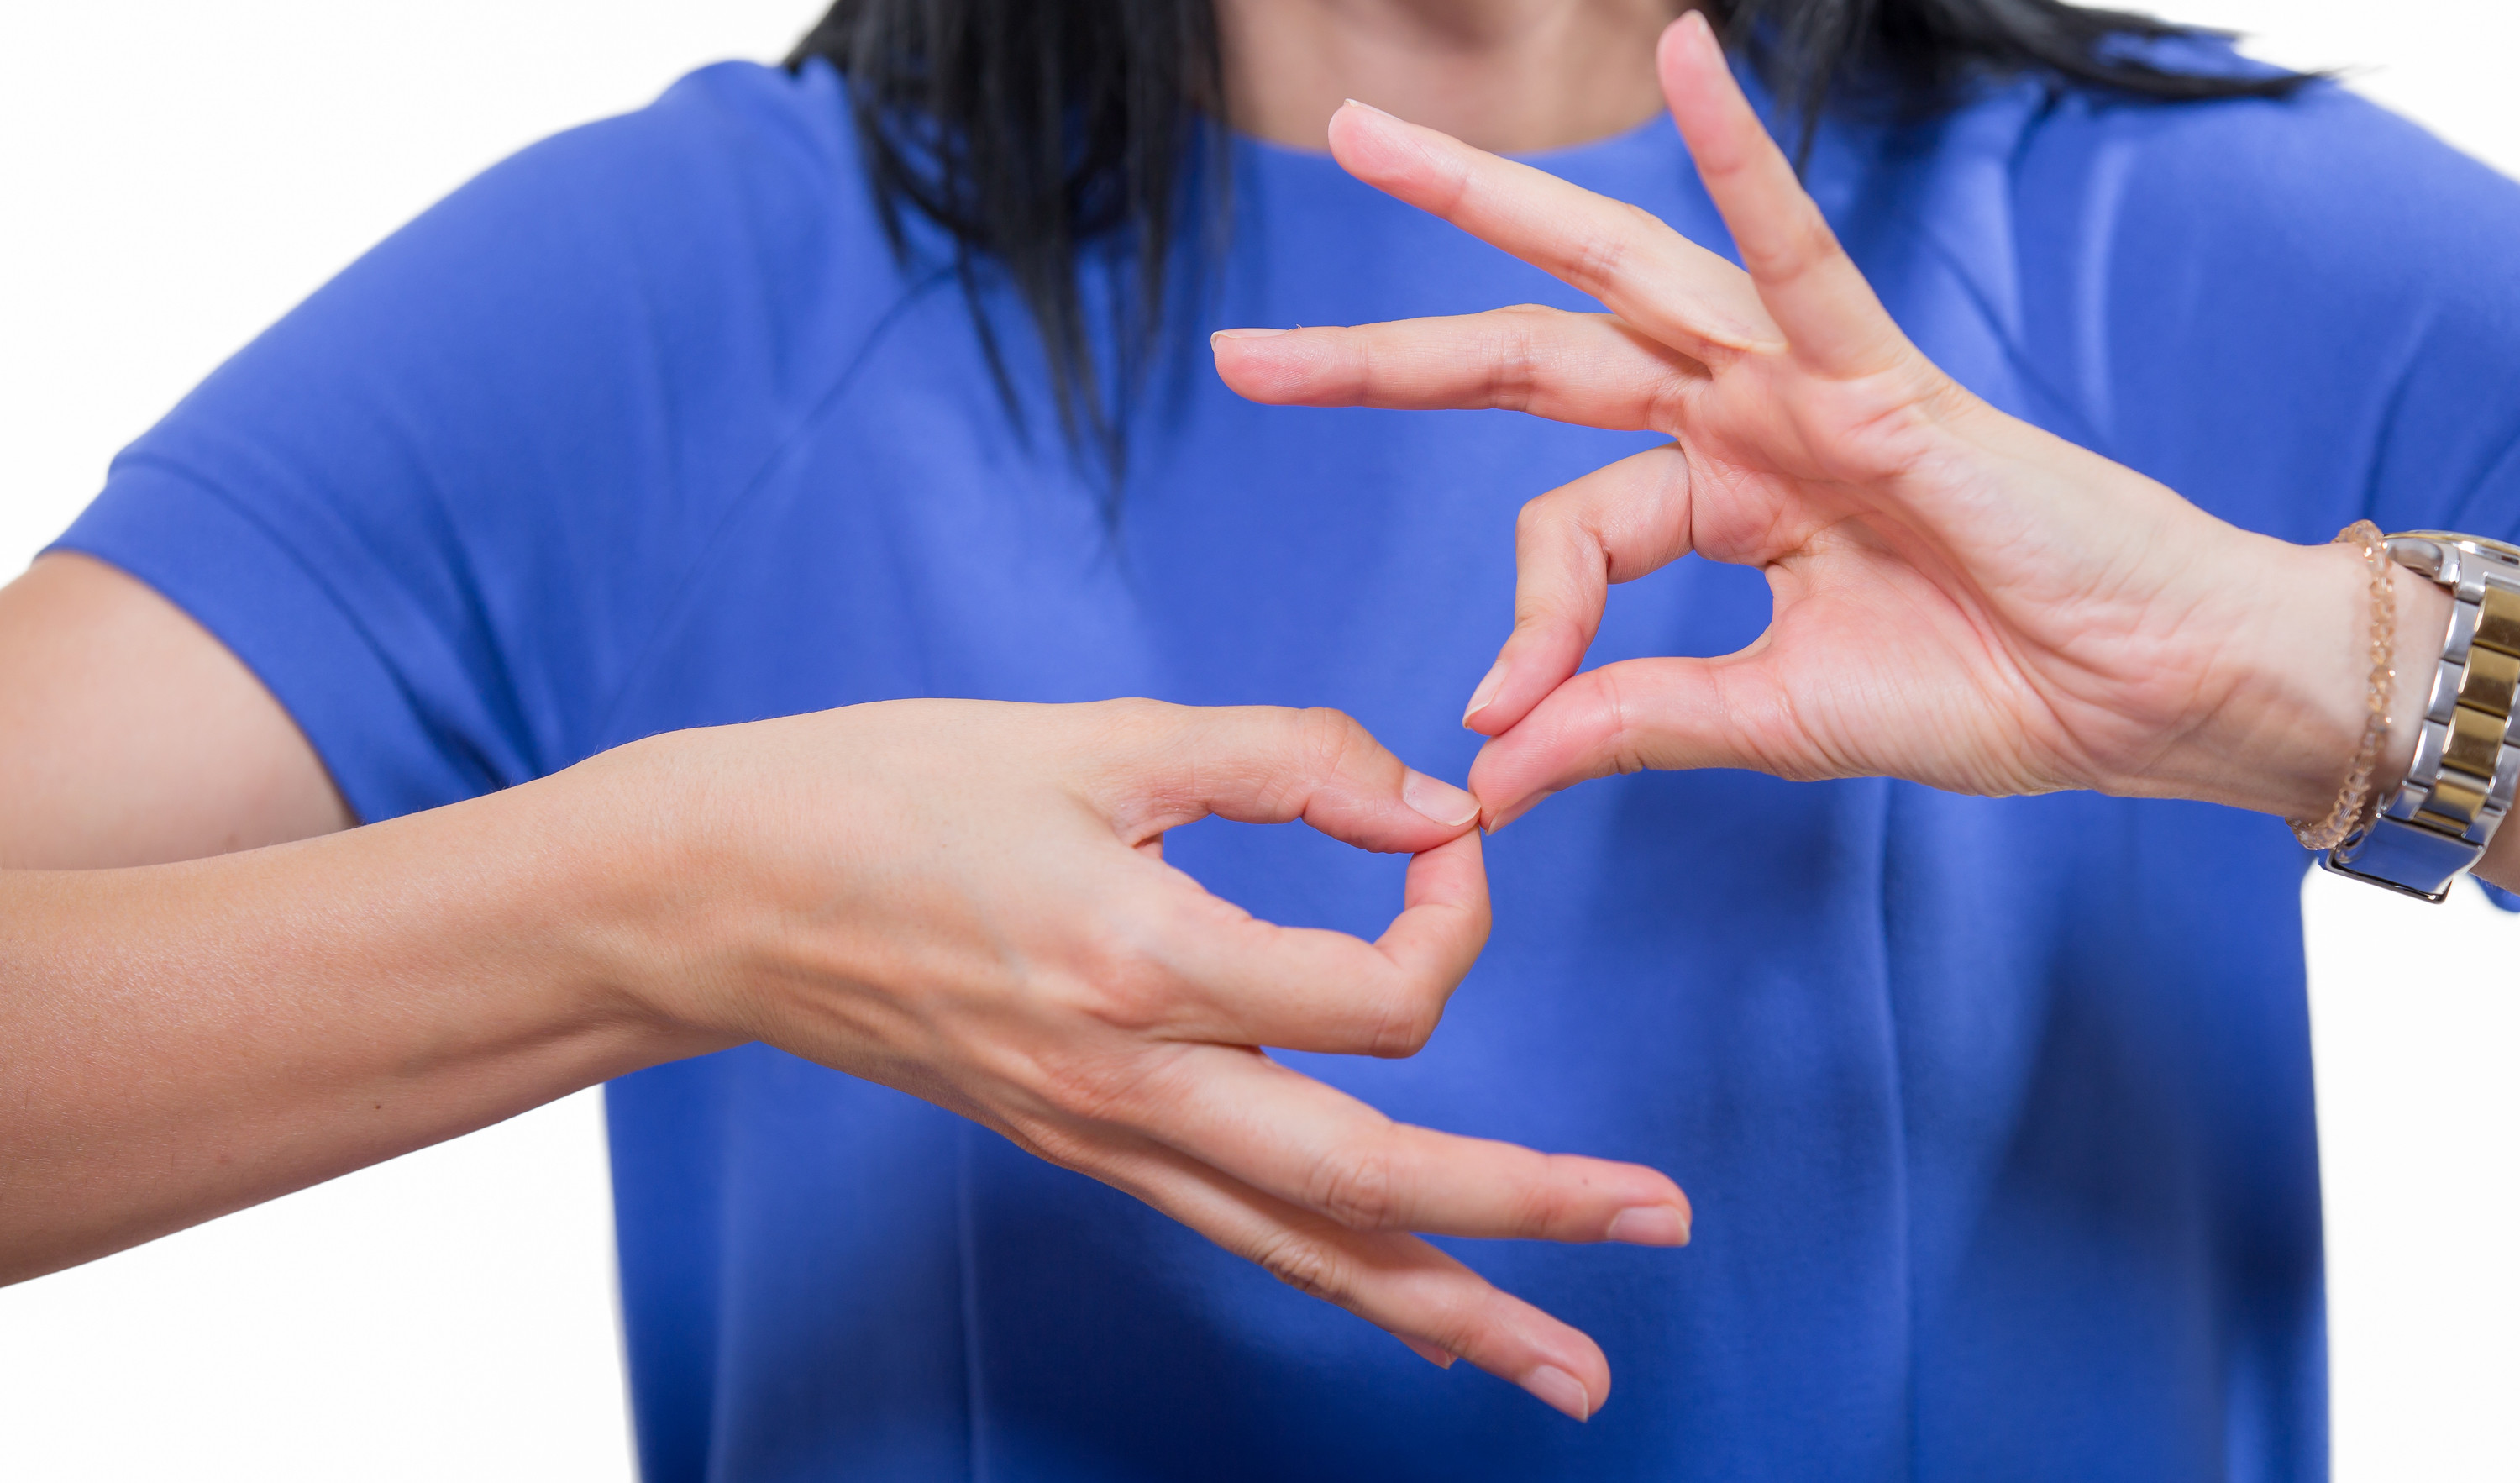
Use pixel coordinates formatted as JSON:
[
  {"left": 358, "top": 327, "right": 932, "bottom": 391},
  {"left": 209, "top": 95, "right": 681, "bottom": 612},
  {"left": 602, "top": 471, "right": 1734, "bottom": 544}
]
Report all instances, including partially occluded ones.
[
  {"left": 0, "top": 553, "right": 351, "bottom": 870},
  {"left": 0, "top": 780, "right": 703, "bottom": 1284},
  {"left": 0, "top": 553, "right": 702, "bottom": 1281},
  {"left": 0, "top": 554, "right": 1683, "bottom": 1417}
]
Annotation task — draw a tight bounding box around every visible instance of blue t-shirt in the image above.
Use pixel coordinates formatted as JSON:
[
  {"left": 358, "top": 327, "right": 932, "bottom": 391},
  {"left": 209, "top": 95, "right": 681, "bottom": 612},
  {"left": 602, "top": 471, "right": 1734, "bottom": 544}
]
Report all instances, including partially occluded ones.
[{"left": 56, "top": 55, "right": 2520, "bottom": 1483}]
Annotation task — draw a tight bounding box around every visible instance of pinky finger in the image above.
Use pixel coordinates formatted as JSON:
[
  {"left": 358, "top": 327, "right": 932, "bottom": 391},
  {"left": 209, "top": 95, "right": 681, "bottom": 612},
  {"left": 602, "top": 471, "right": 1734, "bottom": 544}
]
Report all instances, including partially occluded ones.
[{"left": 1109, "top": 1137, "right": 1612, "bottom": 1420}]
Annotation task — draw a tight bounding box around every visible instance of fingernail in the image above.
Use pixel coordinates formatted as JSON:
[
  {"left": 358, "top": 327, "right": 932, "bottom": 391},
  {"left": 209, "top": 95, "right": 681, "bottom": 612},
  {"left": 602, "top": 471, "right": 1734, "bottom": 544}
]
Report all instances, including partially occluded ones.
[
  {"left": 1402, "top": 770, "right": 1481, "bottom": 828},
  {"left": 1341, "top": 97, "right": 1387, "bottom": 116},
  {"left": 1461, "top": 659, "right": 1509, "bottom": 728},
  {"left": 1485, "top": 787, "right": 1557, "bottom": 834},
  {"left": 1523, "top": 1364, "right": 1592, "bottom": 1422},
  {"left": 1606, "top": 1206, "right": 1689, "bottom": 1246},
  {"left": 1399, "top": 1334, "right": 1456, "bottom": 1369},
  {"left": 1213, "top": 327, "right": 1289, "bottom": 340}
]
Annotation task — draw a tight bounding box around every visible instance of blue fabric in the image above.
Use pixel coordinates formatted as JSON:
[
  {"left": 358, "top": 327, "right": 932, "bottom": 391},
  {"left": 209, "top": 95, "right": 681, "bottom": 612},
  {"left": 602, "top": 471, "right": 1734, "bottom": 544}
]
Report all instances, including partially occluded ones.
[{"left": 55, "top": 55, "right": 2520, "bottom": 1482}]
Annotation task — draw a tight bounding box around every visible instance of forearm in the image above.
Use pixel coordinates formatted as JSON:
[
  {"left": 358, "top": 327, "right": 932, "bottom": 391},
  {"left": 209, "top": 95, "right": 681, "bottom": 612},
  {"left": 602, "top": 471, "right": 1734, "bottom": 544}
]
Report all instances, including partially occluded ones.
[
  {"left": 2124, "top": 514, "right": 2520, "bottom": 896},
  {"left": 0, "top": 774, "right": 720, "bottom": 1285}
]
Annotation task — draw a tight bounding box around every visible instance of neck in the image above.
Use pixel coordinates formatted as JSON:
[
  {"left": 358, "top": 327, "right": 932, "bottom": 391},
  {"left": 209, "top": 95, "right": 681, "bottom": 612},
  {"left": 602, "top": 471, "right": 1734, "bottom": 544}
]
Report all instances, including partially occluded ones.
[{"left": 1217, "top": 0, "right": 1689, "bottom": 155}]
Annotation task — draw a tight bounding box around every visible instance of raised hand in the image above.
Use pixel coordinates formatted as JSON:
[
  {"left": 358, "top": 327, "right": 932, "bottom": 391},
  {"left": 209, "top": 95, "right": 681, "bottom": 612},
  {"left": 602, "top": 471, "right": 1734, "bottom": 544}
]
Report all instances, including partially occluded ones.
[{"left": 1214, "top": 12, "right": 2396, "bottom": 828}]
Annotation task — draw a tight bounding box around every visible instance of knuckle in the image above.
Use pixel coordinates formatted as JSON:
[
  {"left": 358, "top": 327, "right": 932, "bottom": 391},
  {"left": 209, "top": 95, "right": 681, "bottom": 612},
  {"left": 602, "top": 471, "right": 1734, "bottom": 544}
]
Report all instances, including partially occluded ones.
[
  {"left": 1076, "top": 697, "right": 1179, "bottom": 775},
  {"left": 1749, "top": 202, "right": 1839, "bottom": 282},
  {"left": 1067, "top": 971, "right": 1170, "bottom": 1039},
  {"left": 1513, "top": 490, "right": 1599, "bottom": 565},
  {"left": 1569, "top": 225, "right": 1632, "bottom": 295},
  {"left": 1366, "top": 985, "right": 1442, "bottom": 1059},
  {"left": 1305, "top": 1143, "right": 1403, "bottom": 1232},
  {"left": 1619, "top": 201, "right": 1667, "bottom": 238},
  {"left": 1424, "top": 1297, "right": 1506, "bottom": 1365},
  {"left": 1596, "top": 666, "right": 1649, "bottom": 777},
  {"left": 1294, "top": 704, "right": 1363, "bottom": 755},
  {"left": 1244, "top": 706, "right": 1363, "bottom": 818},
  {"left": 1513, "top": 493, "right": 1557, "bottom": 541},
  {"left": 1068, "top": 943, "right": 1174, "bottom": 1039},
  {"left": 1505, "top": 1160, "right": 1578, "bottom": 1238},
  {"left": 1086, "top": 695, "right": 1171, "bottom": 734},
  {"left": 1000, "top": 1112, "right": 1100, "bottom": 1175},
  {"left": 1483, "top": 308, "right": 1555, "bottom": 412},
  {"left": 1019, "top": 1038, "right": 1152, "bottom": 1127},
  {"left": 1251, "top": 1229, "right": 1349, "bottom": 1302},
  {"left": 1293, "top": 706, "right": 1368, "bottom": 779},
  {"left": 1644, "top": 376, "right": 1696, "bottom": 431},
  {"left": 1061, "top": 913, "right": 1179, "bottom": 1034}
]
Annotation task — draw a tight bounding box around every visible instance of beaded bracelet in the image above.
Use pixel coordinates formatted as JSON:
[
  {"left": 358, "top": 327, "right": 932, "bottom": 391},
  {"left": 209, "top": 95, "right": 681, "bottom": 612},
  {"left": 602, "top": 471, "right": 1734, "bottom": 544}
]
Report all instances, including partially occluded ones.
[{"left": 2290, "top": 519, "right": 2397, "bottom": 852}]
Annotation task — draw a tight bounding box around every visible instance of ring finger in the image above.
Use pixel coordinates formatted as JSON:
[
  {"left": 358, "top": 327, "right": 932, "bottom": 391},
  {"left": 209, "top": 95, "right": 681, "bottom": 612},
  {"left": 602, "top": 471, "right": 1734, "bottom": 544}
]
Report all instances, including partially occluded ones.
[{"left": 1088, "top": 1123, "right": 1615, "bottom": 1420}]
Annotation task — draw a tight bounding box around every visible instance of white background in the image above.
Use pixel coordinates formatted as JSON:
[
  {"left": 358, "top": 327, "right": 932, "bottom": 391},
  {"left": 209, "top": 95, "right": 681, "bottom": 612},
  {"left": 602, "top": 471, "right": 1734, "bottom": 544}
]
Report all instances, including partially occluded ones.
[{"left": 1, "top": 3, "right": 2514, "bottom": 1479}]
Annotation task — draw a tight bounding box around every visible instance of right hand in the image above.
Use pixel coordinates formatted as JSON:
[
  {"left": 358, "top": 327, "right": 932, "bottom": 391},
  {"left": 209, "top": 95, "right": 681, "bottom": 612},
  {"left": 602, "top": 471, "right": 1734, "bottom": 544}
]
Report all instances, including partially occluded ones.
[{"left": 573, "top": 697, "right": 1688, "bottom": 1420}]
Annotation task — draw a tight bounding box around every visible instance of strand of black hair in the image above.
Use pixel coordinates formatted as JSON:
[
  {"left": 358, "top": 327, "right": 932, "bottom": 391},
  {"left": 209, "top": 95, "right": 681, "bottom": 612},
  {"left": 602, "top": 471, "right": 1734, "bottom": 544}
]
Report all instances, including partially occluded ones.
[{"left": 787, "top": 0, "right": 2311, "bottom": 481}]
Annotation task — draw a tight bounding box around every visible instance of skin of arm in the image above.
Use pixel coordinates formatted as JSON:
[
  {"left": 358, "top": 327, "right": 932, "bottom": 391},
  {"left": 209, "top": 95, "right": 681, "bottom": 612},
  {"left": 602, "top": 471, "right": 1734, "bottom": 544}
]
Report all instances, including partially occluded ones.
[
  {"left": 0, "top": 1, "right": 1716, "bottom": 1421},
  {"left": 0, "top": 748, "right": 722, "bottom": 1282},
  {"left": 0, "top": 556, "right": 1693, "bottom": 1421},
  {"left": 0, "top": 555, "right": 354, "bottom": 868},
  {"left": 13, "top": 0, "right": 2480, "bottom": 1432}
]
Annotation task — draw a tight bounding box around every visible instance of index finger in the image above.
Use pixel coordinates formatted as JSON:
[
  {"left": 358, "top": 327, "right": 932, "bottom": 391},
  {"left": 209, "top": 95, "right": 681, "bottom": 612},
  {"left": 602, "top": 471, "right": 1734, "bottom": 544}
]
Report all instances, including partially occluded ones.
[
  {"left": 1150, "top": 828, "right": 1488, "bottom": 1058},
  {"left": 1324, "top": 98, "right": 1780, "bottom": 365}
]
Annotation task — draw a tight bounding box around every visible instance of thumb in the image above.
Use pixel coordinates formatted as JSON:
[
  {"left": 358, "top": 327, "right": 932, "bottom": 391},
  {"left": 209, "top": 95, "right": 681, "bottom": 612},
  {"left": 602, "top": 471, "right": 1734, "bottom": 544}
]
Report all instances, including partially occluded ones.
[
  {"left": 1111, "top": 702, "right": 1483, "bottom": 853},
  {"left": 1467, "top": 655, "right": 1790, "bottom": 829}
]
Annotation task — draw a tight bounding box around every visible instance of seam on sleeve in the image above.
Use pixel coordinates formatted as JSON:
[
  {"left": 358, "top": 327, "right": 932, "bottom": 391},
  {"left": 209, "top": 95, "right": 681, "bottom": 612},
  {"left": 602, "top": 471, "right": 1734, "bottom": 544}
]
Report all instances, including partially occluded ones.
[
  {"left": 48, "top": 455, "right": 496, "bottom": 823},
  {"left": 586, "top": 267, "right": 956, "bottom": 745}
]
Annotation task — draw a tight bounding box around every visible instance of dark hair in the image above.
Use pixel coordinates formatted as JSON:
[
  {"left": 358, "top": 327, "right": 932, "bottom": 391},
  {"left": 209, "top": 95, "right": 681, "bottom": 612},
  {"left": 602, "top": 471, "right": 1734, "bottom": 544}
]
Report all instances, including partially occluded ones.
[{"left": 787, "top": 1, "right": 2308, "bottom": 460}]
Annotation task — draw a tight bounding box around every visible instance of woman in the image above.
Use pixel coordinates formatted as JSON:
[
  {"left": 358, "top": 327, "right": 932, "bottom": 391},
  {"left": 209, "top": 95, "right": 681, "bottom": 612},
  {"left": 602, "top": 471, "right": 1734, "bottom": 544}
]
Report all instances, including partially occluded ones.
[{"left": 4, "top": 1, "right": 2514, "bottom": 1478}]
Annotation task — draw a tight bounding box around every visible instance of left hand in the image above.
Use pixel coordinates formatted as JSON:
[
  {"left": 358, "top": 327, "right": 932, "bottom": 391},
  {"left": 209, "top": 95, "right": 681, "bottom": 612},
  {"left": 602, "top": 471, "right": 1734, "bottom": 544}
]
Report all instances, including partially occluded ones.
[{"left": 1213, "top": 11, "right": 2435, "bottom": 828}]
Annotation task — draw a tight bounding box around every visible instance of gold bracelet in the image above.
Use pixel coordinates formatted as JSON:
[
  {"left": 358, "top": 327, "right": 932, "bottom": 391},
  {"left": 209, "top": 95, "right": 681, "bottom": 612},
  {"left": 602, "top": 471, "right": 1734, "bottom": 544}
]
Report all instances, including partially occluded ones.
[{"left": 2291, "top": 519, "right": 2397, "bottom": 851}]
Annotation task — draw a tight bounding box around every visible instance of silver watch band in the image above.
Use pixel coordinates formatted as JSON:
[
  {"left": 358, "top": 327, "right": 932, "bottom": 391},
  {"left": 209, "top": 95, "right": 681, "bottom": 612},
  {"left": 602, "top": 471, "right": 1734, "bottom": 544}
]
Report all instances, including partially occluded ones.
[{"left": 2324, "top": 531, "right": 2520, "bottom": 902}]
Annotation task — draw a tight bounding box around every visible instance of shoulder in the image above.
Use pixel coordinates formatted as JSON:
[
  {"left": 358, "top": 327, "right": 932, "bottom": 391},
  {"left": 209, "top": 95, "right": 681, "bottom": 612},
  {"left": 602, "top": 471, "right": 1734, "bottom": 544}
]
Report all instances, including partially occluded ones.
[
  {"left": 129, "top": 57, "right": 948, "bottom": 523},
  {"left": 467, "top": 58, "right": 888, "bottom": 260},
  {"left": 2015, "top": 76, "right": 2520, "bottom": 294},
  {"left": 325, "top": 59, "right": 922, "bottom": 372},
  {"left": 1857, "top": 67, "right": 2520, "bottom": 537},
  {"left": 76, "top": 60, "right": 954, "bottom": 812}
]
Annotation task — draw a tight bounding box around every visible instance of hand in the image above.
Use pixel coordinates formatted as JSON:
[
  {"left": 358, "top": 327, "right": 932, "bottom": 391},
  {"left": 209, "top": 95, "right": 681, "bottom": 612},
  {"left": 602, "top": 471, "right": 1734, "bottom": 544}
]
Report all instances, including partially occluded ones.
[
  {"left": 1213, "top": 12, "right": 2436, "bottom": 827},
  {"left": 579, "top": 698, "right": 1688, "bottom": 1419}
]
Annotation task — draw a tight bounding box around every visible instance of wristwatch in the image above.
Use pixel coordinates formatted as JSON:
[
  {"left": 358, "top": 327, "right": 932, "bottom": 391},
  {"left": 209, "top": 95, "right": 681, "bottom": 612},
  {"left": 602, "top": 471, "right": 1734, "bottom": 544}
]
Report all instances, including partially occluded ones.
[{"left": 2324, "top": 531, "right": 2520, "bottom": 902}]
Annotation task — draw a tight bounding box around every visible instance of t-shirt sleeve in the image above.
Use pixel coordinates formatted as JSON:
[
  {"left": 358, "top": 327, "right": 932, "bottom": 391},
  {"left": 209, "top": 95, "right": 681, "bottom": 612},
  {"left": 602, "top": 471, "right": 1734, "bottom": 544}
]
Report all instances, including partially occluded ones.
[
  {"left": 2007, "top": 81, "right": 2520, "bottom": 546},
  {"left": 50, "top": 60, "right": 900, "bottom": 824}
]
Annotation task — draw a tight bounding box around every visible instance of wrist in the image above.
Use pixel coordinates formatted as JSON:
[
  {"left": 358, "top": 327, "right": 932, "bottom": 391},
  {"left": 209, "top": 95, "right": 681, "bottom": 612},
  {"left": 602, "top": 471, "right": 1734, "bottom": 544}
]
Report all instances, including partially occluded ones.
[
  {"left": 2179, "top": 533, "right": 2449, "bottom": 821},
  {"left": 495, "top": 743, "right": 749, "bottom": 1061}
]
